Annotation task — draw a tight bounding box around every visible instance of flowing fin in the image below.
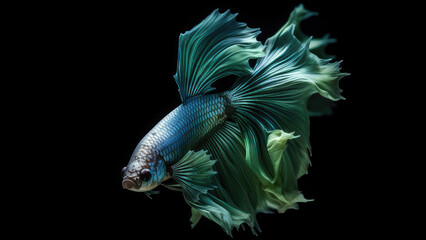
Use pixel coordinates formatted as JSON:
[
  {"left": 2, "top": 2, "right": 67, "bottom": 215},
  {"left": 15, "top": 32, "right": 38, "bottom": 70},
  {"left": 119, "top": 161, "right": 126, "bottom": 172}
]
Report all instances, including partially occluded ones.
[
  {"left": 196, "top": 121, "right": 264, "bottom": 233},
  {"left": 171, "top": 150, "right": 217, "bottom": 202},
  {"left": 172, "top": 150, "right": 249, "bottom": 235},
  {"left": 286, "top": 4, "right": 337, "bottom": 59},
  {"left": 282, "top": 4, "right": 318, "bottom": 43},
  {"left": 265, "top": 130, "right": 311, "bottom": 213},
  {"left": 309, "top": 34, "right": 337, "bottom": 60},
  {"left": 190, "top": 208, "right": 202, "bottom": 229},
  {"left": 187, "top": 124, "right": 315, "bottom": 234},
  {"left": 307, "top": 93, "right": 335, "bottom": 117},
  {"left": 174, "top": 9, "right": 265, "bottom": 103},
  {"left": 229, "top": 14, "right": 348, "bottom": 185},
  {"left": 188, "top": 193, "right": 251, "bottom": 236},
  {"left": 282, "top": 4, "right": 343, "bottom": 116}
]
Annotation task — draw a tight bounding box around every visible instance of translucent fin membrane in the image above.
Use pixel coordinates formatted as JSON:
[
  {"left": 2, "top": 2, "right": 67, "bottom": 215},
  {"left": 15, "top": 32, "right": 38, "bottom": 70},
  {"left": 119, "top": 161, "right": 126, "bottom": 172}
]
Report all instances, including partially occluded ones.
[
  {"left": 265, "top": 130, "right": 311, "bottom": 212},
  {"left": 196, "top": 121, "right": 263, "bottom": 234},
  {"left": 283, "top": 4, "right": 347, "bottom": 116},
  {"left": 174, "top": 9, "right": 265, "bottom": 103},
  {"left": 230, "top": 22, "right": 347, "bottom": 184},
  {"left": 171, "top": 150, "right": 217, "bottom": 202}
]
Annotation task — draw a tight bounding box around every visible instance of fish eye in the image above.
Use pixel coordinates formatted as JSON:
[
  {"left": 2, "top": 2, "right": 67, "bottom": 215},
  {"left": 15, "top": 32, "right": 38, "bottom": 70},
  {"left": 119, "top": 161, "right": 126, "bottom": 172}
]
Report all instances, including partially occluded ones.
[
  {"left": 121, "top": 167, "right": 127, "bottom": 178},
  {"left": 140, "top": 169, "right": 152, "bottom": 182}
]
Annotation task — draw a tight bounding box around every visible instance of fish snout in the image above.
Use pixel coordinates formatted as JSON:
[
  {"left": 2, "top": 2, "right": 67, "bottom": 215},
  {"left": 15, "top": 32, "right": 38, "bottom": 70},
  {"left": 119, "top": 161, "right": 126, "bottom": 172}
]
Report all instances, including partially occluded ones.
[{"left": 122, "top": 179, "right": 138, "bottom": 190}]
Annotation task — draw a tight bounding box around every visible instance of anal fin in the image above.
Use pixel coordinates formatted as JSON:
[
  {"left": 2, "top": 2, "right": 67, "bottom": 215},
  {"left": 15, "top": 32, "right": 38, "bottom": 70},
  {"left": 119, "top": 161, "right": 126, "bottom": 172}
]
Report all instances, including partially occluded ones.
[{"left": 195, "top": 121, "right": 263, "bottom": 233}]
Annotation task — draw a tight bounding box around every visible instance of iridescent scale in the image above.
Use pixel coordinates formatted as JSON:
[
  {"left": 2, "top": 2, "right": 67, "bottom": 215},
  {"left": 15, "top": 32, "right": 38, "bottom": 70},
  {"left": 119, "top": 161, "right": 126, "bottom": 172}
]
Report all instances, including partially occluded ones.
[{"left": 135, "top": 93, "right": 229, "bottom": 165}]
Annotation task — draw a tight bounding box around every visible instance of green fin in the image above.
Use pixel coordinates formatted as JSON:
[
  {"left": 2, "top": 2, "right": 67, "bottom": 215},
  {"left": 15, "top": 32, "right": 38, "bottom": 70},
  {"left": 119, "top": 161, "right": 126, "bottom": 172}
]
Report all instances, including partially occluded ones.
[
  {"left": 239, "top": 122, "right": 276, "bottom": 183},
  {"left": 230, "top": 10, "right": 348, "bottom": 184},
  {"left": 197, "top": 121, "right": 264, "bottom": 233},
  {"left": 188, "top": 193, "right": 251, "bottom": 236},
  {"left": 285, "top": 4, "right": 337, "bottom": 59},
  {"left": 190, "top": 208, "right": 202, "bottom": 229},
  {"left": 169, "top": 147, "right": 253, "bottom": 234},
  {"left": 307, "top": 93, "right": 335, "bottom": 117},
  {"left": 309, "top": 34, "right": 337, "bottom": 60},
  {"left": 187, "top": 124, "right": 315, "bottom": 234},
  {"left": 282, "top": 4, "right": 344, "bottom": 116},
  {"left": 171, "top": 150, "right": 217, "bottom": 202},
  {"left": 265, "top": 130, "right": 310, "bottom": 213},
  {"left": 281, "top": 4, "right": 318, "bottom": 43},
  {"left": 174, "top": 9, "right": 265, "bottom": 102}
]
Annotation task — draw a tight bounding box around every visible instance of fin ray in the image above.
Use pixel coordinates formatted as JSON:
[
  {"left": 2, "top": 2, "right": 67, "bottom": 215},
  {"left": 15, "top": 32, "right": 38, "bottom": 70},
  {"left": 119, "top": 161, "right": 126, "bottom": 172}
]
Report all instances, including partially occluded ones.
[
  {"left": 283, "top": 4, "right": 345, "bottom": 116},
  {"left": 174, "top": 9, "right": 265, "bottom": 102},
  {"left": 230, "top": 17, "right": 347, "bottom": 183},
  {"left": 190, "top": 208, "right": 203, "bottom": 228},
  {"left": 191, "top": 121, "right": 262, "bottom": 234},
  {"left": 171, "top": 150, "right": 217, "bottom": 202},
  {"left": 265, "top": 130, "right": 310, "bottom": 213}
]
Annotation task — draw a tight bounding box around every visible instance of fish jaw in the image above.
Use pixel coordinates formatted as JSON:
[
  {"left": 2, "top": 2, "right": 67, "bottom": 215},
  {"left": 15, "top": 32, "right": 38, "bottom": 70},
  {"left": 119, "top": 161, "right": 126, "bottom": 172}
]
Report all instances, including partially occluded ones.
[{"left": 122, "top": 144, "right": 167, "bottom": 192}]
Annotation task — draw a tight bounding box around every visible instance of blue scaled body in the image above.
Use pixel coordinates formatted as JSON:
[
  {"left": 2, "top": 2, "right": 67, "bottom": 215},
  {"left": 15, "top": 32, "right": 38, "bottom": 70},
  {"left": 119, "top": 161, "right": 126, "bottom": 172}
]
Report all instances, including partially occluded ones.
[{"left": 138, "top": 93, "right": 229, "bottom": 166}]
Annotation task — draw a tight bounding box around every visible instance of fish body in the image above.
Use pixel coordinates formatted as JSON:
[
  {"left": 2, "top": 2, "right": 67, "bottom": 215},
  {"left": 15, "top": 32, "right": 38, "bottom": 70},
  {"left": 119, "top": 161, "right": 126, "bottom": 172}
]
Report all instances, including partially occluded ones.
[
  {"left": 121, "top": 5, "right": 348, "bottom": 235},
  {"left": 122, "top": 93, "right": 230, "bottom": 191}
]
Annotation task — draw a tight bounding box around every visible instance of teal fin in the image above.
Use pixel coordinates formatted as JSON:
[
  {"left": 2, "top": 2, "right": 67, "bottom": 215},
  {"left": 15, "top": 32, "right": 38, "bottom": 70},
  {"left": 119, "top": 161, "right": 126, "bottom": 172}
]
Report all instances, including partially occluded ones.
[
  {"left": 171, "top": 150, "right": 251, "bottom": 235},
  {"left": 281, "top": 4, "right": 318, "bottom": 43},
  {"left": 307, "top": 93, "right": 335, "bottom": 117},
  {"left": 174, "top": 9, "right": 265, "bottom": 103},
  {"left": 309, "top": 34, "right": 337, "bottom": 60},
  {"left": 187, "top": 124, "right": 315, "bottom": 234},
  {"left": 170, "top": 132, "right": 258, "bottom": 235},
  {"left": 188, "top": 192, "right": 251, "bottom": 236},
  {"left": 265, "top": 130, "right": 311, "bottom": 213},
  {"left": 190, "top": 208, "right": 202, "bottom": 229},
  {"left": 171, "top": 150, "right": 217, "bottom": 202},
  {"left": 282, "top": 4, "right": 344, "bottom": 116},
  {"left": 197, "top": 121, "right": 264, "bottom": 233},
  {"left": 285, "top": 4, "right": 337, "bottom": 59},
  {"left": 230, "top": 10, "right": 348, "bottom": 185}
]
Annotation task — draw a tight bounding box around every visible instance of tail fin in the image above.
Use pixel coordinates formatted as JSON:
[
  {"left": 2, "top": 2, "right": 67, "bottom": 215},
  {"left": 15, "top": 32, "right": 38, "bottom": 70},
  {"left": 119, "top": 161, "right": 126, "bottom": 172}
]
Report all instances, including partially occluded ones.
[
  {"left": 229, "top": 12, "right": 347, "bottom": 207},
  {"left": 286, "top": 4, "right": 345, "bottom": 116}
]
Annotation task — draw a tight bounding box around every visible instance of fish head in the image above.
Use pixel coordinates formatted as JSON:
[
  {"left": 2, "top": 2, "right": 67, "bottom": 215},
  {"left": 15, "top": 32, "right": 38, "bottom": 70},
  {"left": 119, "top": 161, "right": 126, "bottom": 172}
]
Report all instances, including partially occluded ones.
[{"left": 121, "top": 145, "right": 167, "bottom": 192}]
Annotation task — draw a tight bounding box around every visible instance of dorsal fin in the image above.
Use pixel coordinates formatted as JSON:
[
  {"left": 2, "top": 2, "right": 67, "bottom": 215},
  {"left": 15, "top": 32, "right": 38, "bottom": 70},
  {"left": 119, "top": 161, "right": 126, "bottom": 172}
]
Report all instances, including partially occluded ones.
[{"left": 174, "top": 9, "right": 265, "bottom": 103}]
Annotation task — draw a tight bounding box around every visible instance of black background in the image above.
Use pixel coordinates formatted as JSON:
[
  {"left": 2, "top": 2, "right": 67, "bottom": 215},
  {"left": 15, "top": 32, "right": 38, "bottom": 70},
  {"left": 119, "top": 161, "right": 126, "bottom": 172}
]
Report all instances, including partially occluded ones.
[{"left": 21, "top": 0, "right": 414, "bottom": 238}]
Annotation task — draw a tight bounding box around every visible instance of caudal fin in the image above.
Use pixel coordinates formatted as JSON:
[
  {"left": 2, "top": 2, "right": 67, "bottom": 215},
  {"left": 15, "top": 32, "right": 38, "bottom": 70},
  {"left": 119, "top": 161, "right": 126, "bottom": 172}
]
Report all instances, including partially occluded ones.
[{"left": 228, "top": 6, "right": 348, "bottom": 210}]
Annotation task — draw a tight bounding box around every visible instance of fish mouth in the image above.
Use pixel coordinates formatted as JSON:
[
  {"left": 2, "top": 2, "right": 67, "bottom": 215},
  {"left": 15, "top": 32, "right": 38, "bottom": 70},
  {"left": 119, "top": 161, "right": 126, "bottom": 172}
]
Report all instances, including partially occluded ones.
[{"left": 122, "top": 178, "right": 139, "bottom": 190}]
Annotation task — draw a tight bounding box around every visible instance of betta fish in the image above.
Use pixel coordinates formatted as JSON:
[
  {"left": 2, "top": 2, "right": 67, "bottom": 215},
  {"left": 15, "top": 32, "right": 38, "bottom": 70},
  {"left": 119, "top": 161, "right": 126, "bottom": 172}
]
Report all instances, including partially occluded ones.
[{"left": 121, "top": 4, "right": 348, "bottom": 235}]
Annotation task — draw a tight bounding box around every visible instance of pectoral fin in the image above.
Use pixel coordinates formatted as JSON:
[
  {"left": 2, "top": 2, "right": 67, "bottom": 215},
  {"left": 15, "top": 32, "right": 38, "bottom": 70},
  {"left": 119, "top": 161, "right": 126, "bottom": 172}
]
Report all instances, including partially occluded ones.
[{"left": 171, "top": 150, "right": 217, "bottom": 202}]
